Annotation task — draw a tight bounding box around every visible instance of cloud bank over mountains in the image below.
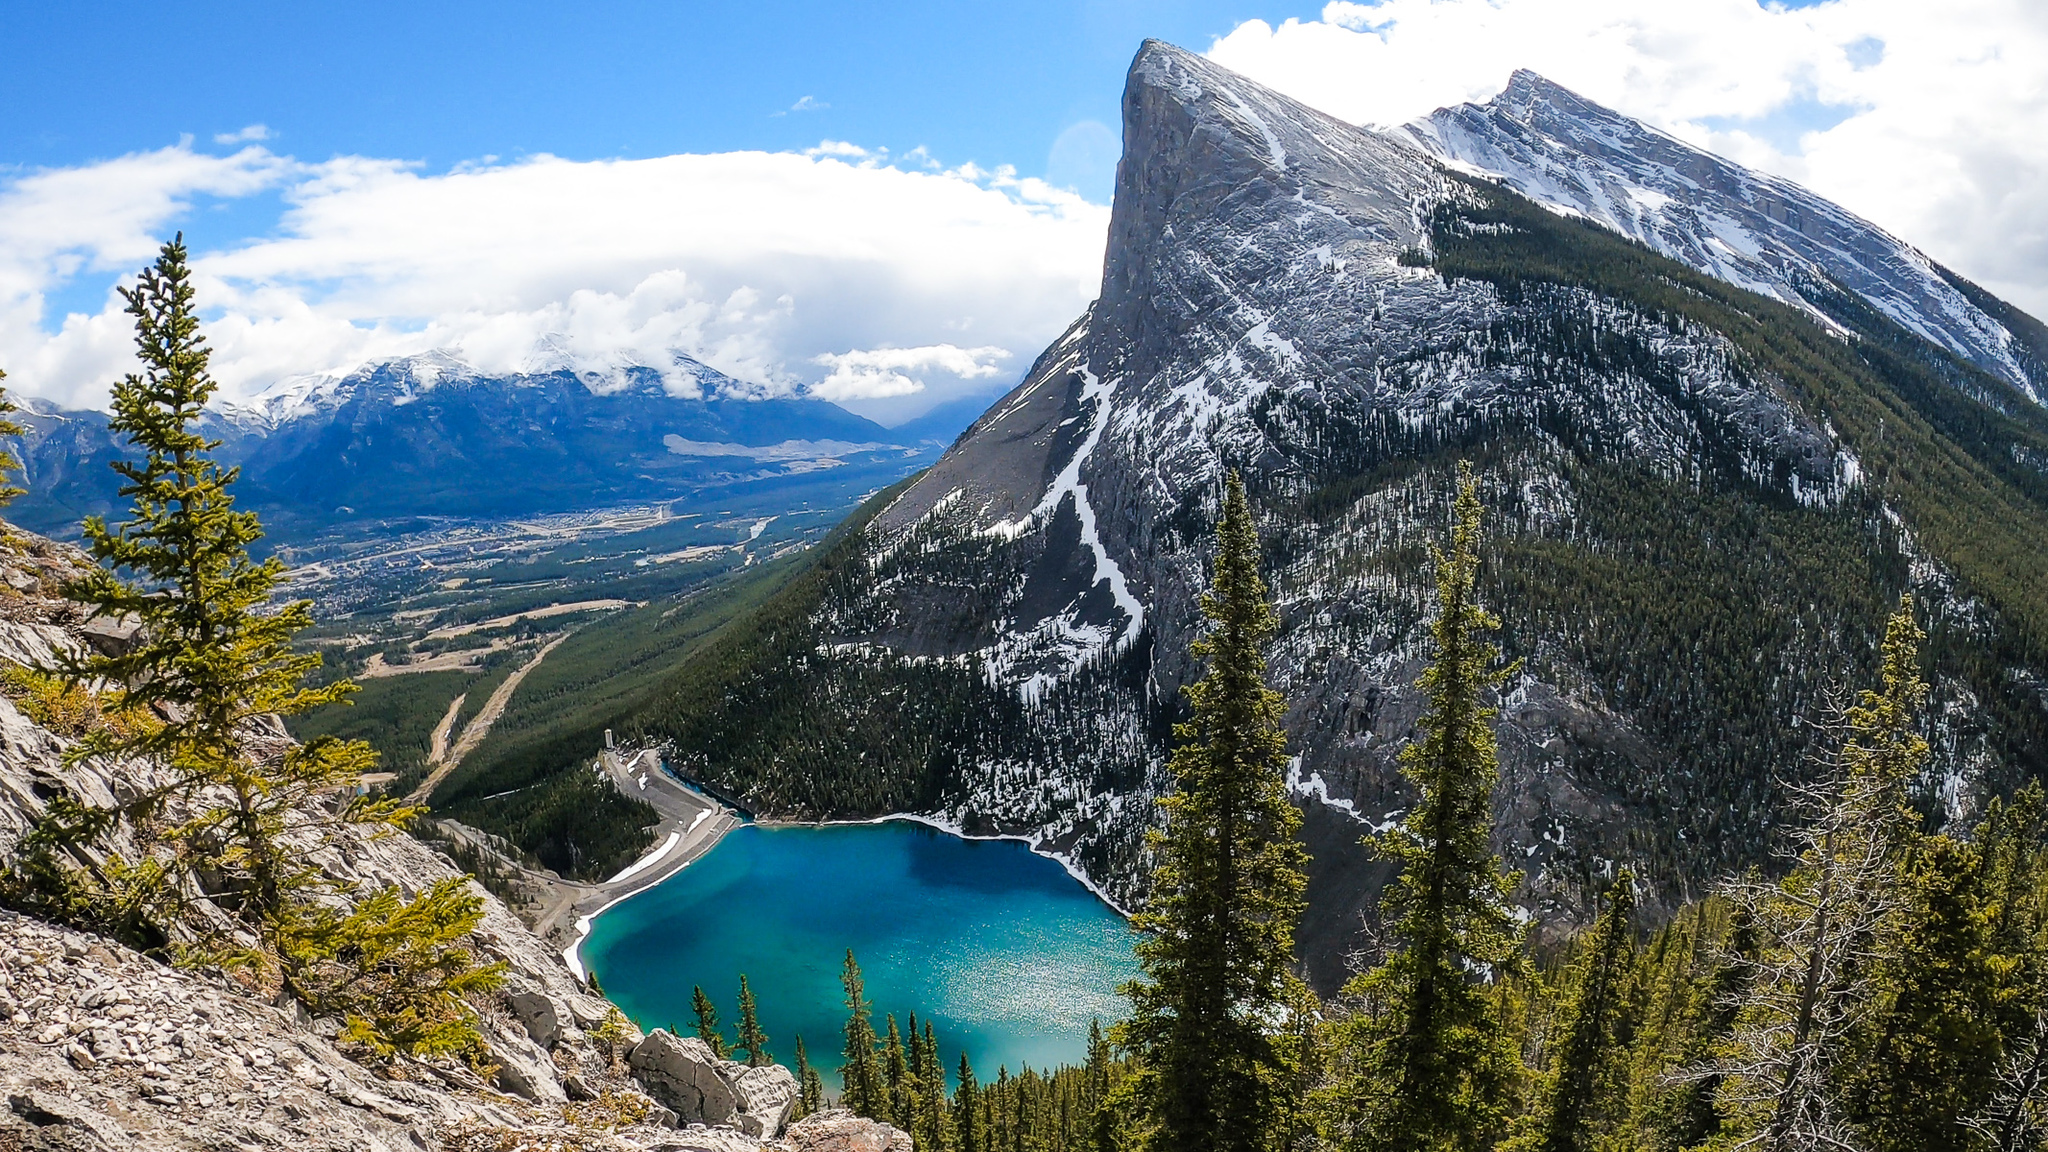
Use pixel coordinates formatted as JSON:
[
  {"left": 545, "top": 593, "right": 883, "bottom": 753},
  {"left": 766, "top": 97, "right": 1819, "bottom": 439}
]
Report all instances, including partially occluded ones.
[
  {"left": 3, "top": 0, "right": 2043, "bottom": 421},
  {"left": 0, "top": 140, "right": 1107, "bottom": 420},
  {"left": 1209, "top": 0, "right": 2048, "bottom": 321}
]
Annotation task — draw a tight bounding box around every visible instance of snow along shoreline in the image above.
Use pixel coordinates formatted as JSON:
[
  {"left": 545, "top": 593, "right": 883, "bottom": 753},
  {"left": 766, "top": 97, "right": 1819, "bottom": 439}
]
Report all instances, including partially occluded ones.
[{"left": 561, "top": 807, "right": 1132, "bottom": 982}]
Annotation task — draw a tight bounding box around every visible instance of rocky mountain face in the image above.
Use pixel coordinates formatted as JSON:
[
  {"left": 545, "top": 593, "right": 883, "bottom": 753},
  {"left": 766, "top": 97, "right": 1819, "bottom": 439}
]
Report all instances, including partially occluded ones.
[
  {"left": 1403, "top": 70, "right": 2048, "bottom": 408},
  {"left": 4, "top": 351, "right": 923, "bottom": 542},
  {"left": 626, "top": 41, "right": 2048, "bottom": 991},
  {"left": 0, "top": 527, "right": 908, "bottom": 1151}
]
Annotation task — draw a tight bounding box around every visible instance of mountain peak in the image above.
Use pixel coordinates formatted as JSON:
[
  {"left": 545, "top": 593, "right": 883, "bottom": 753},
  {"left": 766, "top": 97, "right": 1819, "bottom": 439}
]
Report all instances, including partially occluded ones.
[
  {"left": 1100, "top": 39, "right": 1434, "bottom": 372},
  {"left": 1409, "top": 73, "right": 2048, "bottom": 403}
]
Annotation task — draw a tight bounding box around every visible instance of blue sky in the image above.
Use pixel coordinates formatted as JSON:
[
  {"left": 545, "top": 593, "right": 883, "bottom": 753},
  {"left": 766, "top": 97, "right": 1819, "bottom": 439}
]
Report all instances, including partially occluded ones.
[{"left": 2, "top": 1, "right": 1316, "bottom": 206}]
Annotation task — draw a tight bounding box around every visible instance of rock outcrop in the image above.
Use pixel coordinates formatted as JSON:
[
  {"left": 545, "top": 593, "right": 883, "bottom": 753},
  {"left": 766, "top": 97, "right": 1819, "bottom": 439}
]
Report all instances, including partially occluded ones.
[
  {"left": 627, "top": 1032, "right": 798, "bottom": 1137},
  {"left": 0, "top": 526, "right": 815, "bottom": 1150},
  {"left": 781, "top": 1110, "right": 913, "bottom": 1152}
]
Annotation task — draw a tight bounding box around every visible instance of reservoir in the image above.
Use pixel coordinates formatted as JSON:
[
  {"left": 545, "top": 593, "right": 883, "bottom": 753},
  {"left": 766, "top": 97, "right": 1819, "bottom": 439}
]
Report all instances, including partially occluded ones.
[{"left": 579, "top": 820, "right": 1141, "bottom": 1084}]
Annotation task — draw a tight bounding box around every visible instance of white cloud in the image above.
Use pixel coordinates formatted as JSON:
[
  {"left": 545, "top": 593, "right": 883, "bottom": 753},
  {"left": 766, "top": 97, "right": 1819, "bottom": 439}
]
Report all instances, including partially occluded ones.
[
  {"left": 789, "top": 96, "right": 827, "bottom": 113},
  {"left": 810, "top": 343, "right": 1010, "bottom": 401},
  {"left": 0, "top": 140, "right": 1108, "bottom": 418},
  {"left": 213, "top": 124, "right": 272, "bottom": 145},
  {"left": 1207, "top": 0, "right": 2048, "bottom": 319}
]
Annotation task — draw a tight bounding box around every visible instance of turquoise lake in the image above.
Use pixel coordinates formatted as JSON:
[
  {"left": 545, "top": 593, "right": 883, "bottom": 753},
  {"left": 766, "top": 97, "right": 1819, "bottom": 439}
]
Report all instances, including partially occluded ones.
[{"left": 579, "top": 821, "right": 1141, "bottom": 1086}]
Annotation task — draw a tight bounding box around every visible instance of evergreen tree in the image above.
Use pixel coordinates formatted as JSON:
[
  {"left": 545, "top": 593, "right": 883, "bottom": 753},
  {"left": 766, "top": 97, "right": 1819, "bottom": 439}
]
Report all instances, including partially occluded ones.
[
  {"left": 842, "top": 951, "right": 884, "bottom": 1119},
  {"left": 957, "top": 1053, "right": 983, "bottom": 1152},
  {"left": 793, "top": 1035, "right": 822, "bottom": 1119},
  {"left": 886, "top": 1013, "right": 912, "bottom": 1127},
  {"left": 1330, "top": 464, "right": 1526, "bottom": 1152},
  {"left": 693, "top": 984, "right": 728, "bottom": 1057},
  {"left": 737, "top": 974, "right": 772, "bottom": 1066},
  {"left": 918, "top": 1020, "right": 949, "bottom": 1151},
  {"left": 1968, "top": 787, "right": 2048, "bottom": 1152},
  {"left": 1118, "top": 470, "right": 1310, "bottom": 1152},
  {"left": 1842, "top": 835, "right": 2003, "bottom": 1152},
  {"left": 1709, "top": 596, "right": 1929, "bottom": 1149},
  {"left": 27, "top": 237, "right": 499, "bottom": 1056},
  {"left": 0, "top": 368, "right": 22, "bottom": 507},
  {"left": 1516, "top": 872, "right": 1639, "bottom": 1152}
]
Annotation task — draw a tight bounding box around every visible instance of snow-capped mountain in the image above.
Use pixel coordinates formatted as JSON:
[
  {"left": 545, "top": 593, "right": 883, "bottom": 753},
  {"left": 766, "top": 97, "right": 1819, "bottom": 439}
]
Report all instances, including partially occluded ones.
[
  {"left": 218, "top": 345, "right": 759, "bottom": 431},
  {"left": 1403, "top": 70, "right": 2048, "bottom": 407},
  {"left": 594, "top": 41, "right": 2048, "bottom": 988},
  {"left": 4, "top": 348, "right": 922, "bottom": 538}
]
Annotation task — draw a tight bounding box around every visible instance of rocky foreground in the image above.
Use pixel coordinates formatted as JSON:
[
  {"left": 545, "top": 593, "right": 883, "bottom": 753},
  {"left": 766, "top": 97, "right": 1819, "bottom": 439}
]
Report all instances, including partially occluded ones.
[{"left": 0, "top": 526, "right": 908, "bottom": 1152}]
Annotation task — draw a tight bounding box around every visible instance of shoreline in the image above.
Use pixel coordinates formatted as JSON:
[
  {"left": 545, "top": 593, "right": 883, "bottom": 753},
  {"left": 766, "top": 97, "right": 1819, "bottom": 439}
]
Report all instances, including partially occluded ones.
[
  {"left": 758, "top": 812, "right": 1133, "bottom": 917},
  {"left": 557, "top": 758, "right": 1135, "bottom": 982}
]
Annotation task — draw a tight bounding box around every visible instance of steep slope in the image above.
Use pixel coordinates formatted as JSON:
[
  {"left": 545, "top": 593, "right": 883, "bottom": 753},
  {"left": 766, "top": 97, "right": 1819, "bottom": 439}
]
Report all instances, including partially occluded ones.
[
  {"left": 1404, "top": 70, "right": 2048, "bottom": 407},
  {"left": 600, "top": 41, "right": 2048, "bottom": 990},
  {"left": 2, "top": 351, "right": 922, "bottom": 541}
]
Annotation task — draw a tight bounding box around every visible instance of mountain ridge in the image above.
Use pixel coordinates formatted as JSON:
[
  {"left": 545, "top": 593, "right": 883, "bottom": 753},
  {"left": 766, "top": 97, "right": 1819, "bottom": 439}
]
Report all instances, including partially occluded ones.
[
  {"left": 1404, "top": 68, "right": 2048, "bottom": 408},
  {"left": 2, "top": 349, "right": 924, "bottom": 541}
]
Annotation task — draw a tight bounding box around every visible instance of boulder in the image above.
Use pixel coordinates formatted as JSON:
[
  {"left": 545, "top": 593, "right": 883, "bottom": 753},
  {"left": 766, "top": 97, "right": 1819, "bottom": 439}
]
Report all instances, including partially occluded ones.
[
  {"left": 629, "top": 1030, "right": 739, "bottom": 1125},
  {"left": 782, "top": 1109, "right": 913, "bottom": 1152},
  {"left": 483, "top": 1015, "right": 567, "bottom": 1104},
  {"left": 506, "top": 988, "right": 561, "bottom": 1048},
  {"left": 76, "top": 615, "right": 140, "bottom": 658},
  {"left": 727, "top": 1064, "right": 798, "bottom": 1138}
]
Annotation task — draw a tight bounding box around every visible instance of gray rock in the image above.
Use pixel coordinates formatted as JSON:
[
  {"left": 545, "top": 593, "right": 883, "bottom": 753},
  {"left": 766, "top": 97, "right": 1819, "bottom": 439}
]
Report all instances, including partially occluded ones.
[
  {"left": 629, "top": 1030, "right": 739, "bottom": 1126},
  {"left": 75, "top": 615, "right": 140, "bottom": 658},
  {"left": 727, "top": 1063, "right": 798, "bottom": 1138},
  {"left": 782, "top": 1109, "right": 913, "bottom": 1152},
  {"left": 506, "top": 987, "right": 560, "bottom": 1048}
]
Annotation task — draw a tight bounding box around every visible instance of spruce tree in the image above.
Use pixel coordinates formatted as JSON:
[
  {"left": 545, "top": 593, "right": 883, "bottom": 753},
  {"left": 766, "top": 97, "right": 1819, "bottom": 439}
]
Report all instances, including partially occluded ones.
[
  {"left": 957, "top": 1053, "right": 983, "bottom": 1152},
  {"left": 1516, "top": 872, "right": 1639, "bottom": 1152},
  {"left": 1709, "top": 596, "right": 1929, "bottom": 1148},
  {"left": 885, "top": 1013, "right": 911, "bottom": 1127},
  {"left": 1842, "top": 836, "right": 2003, "bottom": 1152},
  {"left": 1331, "top": 464, "right": 1525, "bottom": 1152},
  {"left": 0, "top": 368, "right": 23, "bottom": 506},
  {"left": 842, "top": 950, "right": 884, "bottom": 1118},
  {"left": 692, "top": 984, "right": 728, "bottom": 1057},
  {"left": 39, "top": 237, "right": 498, "bottom": 1056},
  {"left": 794, "top": 1035, "right": 825, "bottom": 1119},
  {"left": 1119, "top": 470, "right": 1310, "bottom": 1152},
  {"left": 737, "top": 974, "right": 772, "bottom": 1066},
  {"left": 918, "top": 1020, "right": 949, "bottom": 1151}
]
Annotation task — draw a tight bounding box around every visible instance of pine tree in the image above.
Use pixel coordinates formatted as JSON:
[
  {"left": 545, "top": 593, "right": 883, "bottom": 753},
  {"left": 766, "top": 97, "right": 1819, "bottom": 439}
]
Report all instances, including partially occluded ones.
[
  {"left": 737, "top": 973, "right": 772, "bottom": 1066},
  {"left": 886, "top": 1013, "right": 912, "bottom": 1127},
  {"left": 1842, "top": 835, "right": 2003, "bottom": 1152},
  {"left": 1516, "top": 872, "right": 1640, "bottom": 1152},
  {"left": 1967, "top": 787, "right": 2048, "bottom": 1152},
  {"left": 842, "top": 951, "right": 884, "bottom": 1119},
  {"left": 1119, "top": 470, "right": 1310, "bottom": 1152},
  {"left": 692, "top": 984, "right": 728, "bottom": 1057},
  {"left": 1708, "top": 596, "right": 1929, "bottom": 1149},
  {"left": 0, "top": 368, "right": 23, "bottom": 507},
  {"left": 1330, "top": 464, "right": 1525, "bottom": 1152},
  {"left": 956, "top": 1053, "right": 983, "bottom": 1152},
  {"left": 794, "top": 1035, "right": 825, "bottom": 1119},
  {"left": 918, "top": 1020, "right": 949, "bottom": 1151},
  {"left": 35, "top": 236, "right": 499, "bottom": 1056}
]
